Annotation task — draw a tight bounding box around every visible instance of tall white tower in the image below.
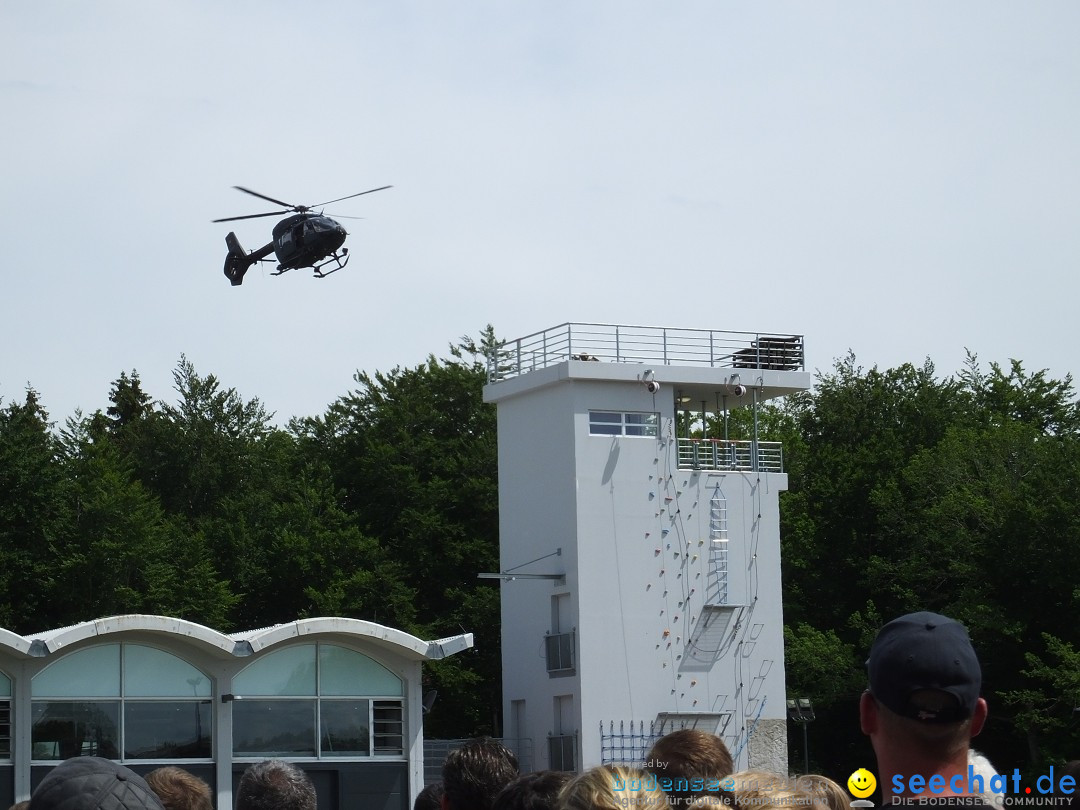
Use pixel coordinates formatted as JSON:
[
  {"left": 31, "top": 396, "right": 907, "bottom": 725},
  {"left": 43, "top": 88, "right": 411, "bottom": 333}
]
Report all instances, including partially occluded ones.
[{"left": 482, "top": 324, "right": 811, "bottom": 774}]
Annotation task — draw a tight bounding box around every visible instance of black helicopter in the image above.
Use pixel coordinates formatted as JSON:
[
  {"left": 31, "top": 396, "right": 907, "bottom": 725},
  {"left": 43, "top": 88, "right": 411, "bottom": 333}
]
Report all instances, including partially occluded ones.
[{"left": 213, "top": 185, "right": 390, "bottom": 285}]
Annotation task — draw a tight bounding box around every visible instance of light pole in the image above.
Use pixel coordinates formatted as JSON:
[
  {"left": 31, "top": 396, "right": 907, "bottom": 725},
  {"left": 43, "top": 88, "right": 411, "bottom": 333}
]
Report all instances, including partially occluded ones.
[{"left": 786, "top": 698, "right": 815, "bottom": 774}]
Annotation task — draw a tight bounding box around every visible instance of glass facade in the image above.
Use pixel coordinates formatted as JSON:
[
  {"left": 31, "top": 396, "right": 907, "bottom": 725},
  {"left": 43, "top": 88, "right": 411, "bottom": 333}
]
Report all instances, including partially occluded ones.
[
  {"left": 233, "top": 643, "right": 404, "bottom": 759},
  {"left": 31, "top": 644, "right": 212, "bottom": 761}
]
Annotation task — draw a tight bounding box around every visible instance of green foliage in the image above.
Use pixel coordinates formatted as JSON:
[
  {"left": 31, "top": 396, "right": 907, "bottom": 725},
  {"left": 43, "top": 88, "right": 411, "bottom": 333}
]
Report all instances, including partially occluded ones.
[
  {"left": 783, "top": 622, "right": 863, "bottom": 705},
  {"left": 0, "top": 390, "right": 71, "bottom": 632},
  {"left": 779, "top": 352, "right": 1080, "bottom": 768},
  {"left": 291, "top": 327, "right": 502, "bottom": 735}
]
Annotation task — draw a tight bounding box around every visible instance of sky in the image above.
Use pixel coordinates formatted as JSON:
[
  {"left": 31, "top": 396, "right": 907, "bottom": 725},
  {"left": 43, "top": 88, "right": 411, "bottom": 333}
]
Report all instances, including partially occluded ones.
[{"left": 3, "top": 2, "right": 1078, "bottom": 425}]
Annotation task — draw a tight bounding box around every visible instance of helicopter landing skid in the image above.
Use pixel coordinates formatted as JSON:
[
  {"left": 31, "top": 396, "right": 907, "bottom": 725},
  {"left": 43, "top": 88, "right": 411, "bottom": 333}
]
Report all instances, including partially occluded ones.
[{"left": 312, "top": 249, "right": 350, "bottom": 279}]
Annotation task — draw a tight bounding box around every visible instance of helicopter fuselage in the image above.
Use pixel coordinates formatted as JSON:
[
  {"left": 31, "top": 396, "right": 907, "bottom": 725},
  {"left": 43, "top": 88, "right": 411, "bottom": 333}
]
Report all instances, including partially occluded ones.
[{"left": 272, "top": 213, "right": 347, "bottom": 270}]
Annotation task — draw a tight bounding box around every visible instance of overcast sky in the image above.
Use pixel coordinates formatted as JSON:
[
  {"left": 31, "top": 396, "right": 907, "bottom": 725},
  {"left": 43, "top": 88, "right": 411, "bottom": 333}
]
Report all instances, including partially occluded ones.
[{"left": 3, "top": 2, "right": 1078, "bottom": 425}]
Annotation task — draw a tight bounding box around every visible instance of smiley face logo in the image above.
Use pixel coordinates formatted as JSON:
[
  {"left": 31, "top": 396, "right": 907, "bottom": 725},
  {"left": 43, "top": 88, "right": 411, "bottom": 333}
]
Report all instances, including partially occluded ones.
[{"left": 847, "top": 769, "right": 877, "bottom": 799}]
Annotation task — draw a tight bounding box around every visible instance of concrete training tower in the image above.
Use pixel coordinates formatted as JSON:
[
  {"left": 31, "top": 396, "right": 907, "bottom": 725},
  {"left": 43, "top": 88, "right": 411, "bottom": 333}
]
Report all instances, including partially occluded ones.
[{"left": 482, "top": 323, "right": 811, "bottom": 773}]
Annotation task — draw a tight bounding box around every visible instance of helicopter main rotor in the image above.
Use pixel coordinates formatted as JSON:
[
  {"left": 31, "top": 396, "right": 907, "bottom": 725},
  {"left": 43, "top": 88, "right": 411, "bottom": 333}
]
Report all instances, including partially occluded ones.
[{"left": 212, "top": 185, "right": 392, "bottom": 223}]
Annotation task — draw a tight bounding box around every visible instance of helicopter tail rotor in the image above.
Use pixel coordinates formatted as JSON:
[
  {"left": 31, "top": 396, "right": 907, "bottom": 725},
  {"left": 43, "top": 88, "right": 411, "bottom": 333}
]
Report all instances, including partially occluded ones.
[{"left": 224, "top": 232, "right": 257, "bottom": 286}]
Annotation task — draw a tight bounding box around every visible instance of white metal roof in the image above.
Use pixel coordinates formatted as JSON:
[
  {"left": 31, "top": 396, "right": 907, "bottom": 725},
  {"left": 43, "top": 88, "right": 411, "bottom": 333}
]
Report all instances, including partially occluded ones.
[{"left": 1, "top": 614, "right": 473, "bottom": 662}]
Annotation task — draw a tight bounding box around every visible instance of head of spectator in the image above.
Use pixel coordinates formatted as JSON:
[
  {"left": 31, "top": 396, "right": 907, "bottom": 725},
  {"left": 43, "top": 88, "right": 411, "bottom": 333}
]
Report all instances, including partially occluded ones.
[
  {"left": 235, "top": 760, "right": 316, "bottom": 810},
  {"left": 145, "top": 767, "right": 212, "bottom": 810},
  {"left": 728, "top": 770, "right": 824, "bottom": 810},
  {"left": 441, "top": 737, "right": 520, "bottom": 810},
  {"left": 558, "top": 766, "right": 667, "bottom": 810},
  {"left": 860, "top": 611, "right": 987, "bottom": 799},
  {"left": 645, "top": 729, "right": 734, "bottom": 807},
  {"left": 1056, "top": 762, "right": 1080, "bottom": 807},
  {"left": 414, "top": 783, "right": 445, "bottom": 810},
  {"left": 967, "top": 750, "right": 1004, "bottom": 806},
  {"left": 493, "top": 771, "right": 572, "bottom": 810},
  {"left": 29, "top": 757, "right": 166, "bottom": 810},
  {"left": 798, "top": 775, "right": 847, "bottom": 810}
]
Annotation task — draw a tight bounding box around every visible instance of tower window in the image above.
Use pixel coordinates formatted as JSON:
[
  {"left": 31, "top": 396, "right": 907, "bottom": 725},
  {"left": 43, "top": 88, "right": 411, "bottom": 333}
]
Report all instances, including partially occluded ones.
[{"left": 589, "top": 411, "right": 658, "bottom": 437}]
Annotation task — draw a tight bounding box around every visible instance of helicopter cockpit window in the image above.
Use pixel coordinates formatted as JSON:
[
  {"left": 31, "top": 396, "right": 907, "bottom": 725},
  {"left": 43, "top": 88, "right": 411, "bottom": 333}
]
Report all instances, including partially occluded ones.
[{"left": 311, "top": 219, "right": 335, "bottom": 233}]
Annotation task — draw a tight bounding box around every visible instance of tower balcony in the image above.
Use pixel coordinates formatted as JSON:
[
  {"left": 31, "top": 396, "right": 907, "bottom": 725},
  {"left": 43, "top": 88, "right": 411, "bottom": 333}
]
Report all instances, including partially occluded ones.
[{"left": 677, "top": 438, "right": 784, "bottom": 473}]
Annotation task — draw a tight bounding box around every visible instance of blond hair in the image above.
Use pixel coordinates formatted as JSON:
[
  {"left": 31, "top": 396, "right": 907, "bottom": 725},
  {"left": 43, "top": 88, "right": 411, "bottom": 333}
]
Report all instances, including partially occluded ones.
[
  {"left": 727, "top": 771, "right": 819, "bottom": 810},
  {"left": 559, "top": 766, "right": 668, "bottom": 810},
  {"left": 145, "top": 767, "right": 213, "bottom": 810},
  {"left": 800, "top": 775, "right": 847, "bottom": 810}
]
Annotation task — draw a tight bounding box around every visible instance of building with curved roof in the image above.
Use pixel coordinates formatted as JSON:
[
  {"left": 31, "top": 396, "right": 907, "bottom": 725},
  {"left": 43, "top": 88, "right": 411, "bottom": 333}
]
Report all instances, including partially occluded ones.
[{"left": 0, "top": 614, "right": 472, "bottom": 810}]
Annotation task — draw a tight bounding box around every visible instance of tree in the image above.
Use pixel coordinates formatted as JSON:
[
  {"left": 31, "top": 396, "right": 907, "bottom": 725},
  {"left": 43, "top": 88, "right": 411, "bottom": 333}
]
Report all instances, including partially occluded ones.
[
  {"left": 293, "top": 327, "right": 503, "bottom": 735},
  {"left": 779, "top": 353, "right": 1080, "bottom": 770},
  {"left": 0, "top": 389, "right": 71, "bottom": 632}
]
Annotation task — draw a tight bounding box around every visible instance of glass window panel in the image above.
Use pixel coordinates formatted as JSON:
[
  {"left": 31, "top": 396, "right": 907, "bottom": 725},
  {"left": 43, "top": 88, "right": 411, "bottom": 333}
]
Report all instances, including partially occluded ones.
[
  {"left": 0, "top": 673, "right": 10, "bottom": 697},
  {"left": 124, "top": 645, "right": 211, "bottom": 697},
  {"left": 233, "top": 700, "right": 316, "bottom": 757},
  {"left": 33, "top": 646, "right": 120, "bottom": 698},
  {"left": 124, "top": 701, "right": 211, "bottom": 759},
  {"left": 31, "top": 701, "right": 120, "bottom": 760},
  {"left": 589, "top": 423, "right": 621, "bottom": 435},
  {"left": 234, "top": 646, "right": 316, "bottom": 696},
  {"left": 319, "top": 699, "right": 370, "bottom": 757},
  {"left": 590, "top": 412, "right": 621, "bottom": 423},
  {"left": 625, "top": 413, "right": 658, "bottom": 437},
  {"left": 319, "top": 646, "right": 402, "bottom": 697}
]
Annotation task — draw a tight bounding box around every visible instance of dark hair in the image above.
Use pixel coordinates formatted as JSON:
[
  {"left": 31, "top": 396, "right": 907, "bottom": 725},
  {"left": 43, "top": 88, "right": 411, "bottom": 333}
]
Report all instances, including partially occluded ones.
[
  {"left": 646, "top": 729, "right": 734, "bottom": 807},
  {"left": 414, "top": 783, "right": 445, "bottom": 810},
  {"left": 442, "top": 738, "right": 520, "bottom": 810},
  {"left": 1057, "top": 762, "right": 1080, "bottom": 807},
  {"left": 145, "top": 768, "right": 212, "bottom": 810},
  {"left": 492, "top": 771, "right": 572, "bottom": 810},
  {"left": 236, "top": 761, "right": 316, "bottom": 810}
]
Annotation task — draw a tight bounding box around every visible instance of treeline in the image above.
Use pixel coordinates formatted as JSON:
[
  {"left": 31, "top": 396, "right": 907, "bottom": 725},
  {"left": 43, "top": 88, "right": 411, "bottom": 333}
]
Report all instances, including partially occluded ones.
[
  {"left": 2, "top": 332, "right": 1079, "bottom": 767},
  {"left": 777, "top": 353, "right": 1080, "bottom": 773}
]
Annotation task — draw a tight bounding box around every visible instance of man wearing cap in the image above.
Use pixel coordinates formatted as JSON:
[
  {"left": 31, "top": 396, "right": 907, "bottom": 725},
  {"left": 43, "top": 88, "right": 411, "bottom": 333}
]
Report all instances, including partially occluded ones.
[
  {"left": 29, "top": 757, "right": 167, "bottom": 810},
  {"left": 861, "top": 611, "right": 989, "bottom": 805}
]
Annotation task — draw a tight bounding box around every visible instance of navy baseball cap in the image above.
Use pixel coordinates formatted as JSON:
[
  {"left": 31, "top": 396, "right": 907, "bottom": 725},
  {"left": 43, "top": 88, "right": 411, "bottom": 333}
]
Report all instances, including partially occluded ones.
[
  {"left": 30, "top": 757, "right": 166, "bottom": 810},
  {"left": 866, "top": 611, "right": 981, "bottom": 723}
]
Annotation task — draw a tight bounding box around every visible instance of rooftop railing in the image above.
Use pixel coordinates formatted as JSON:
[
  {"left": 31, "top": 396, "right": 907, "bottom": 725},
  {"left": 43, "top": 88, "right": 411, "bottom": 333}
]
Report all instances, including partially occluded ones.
[{"left": 488, "top": 323, "right": 804, "bottom": 383}]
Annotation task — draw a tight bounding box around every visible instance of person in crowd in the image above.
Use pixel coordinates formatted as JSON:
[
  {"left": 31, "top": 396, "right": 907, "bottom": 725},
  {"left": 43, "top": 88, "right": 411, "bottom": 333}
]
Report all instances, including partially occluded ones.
[
  {"left": 29, "top": 757, "right": 166, "bottom": 810},
  {"left": 1055, "top": 761, "right": 1080, "bottom": 808},
  {"left": 644, "top": 729, "right": 735, "bottom": 807},
  {"left": 235, "top": 760, "right": 316, "bottom": 810},
  {"left": 558, "top": 765, "right": 667, "bottom": 810},
  {"left": 414, "top": 783, "right": 445, "bottom": 810},
  {"left": 799, "top": 775, "right": 848, "bottom": 810},
  {"left": 493, "top": 771, "right": 573, "bottom": 810},
  {"left": 860, "top": 611, "right": 990, "bottom": 806},
  {"left": 145, "top": 767, "right": 212, "bottom": 810},
  {"left": 441, "top": 737, "right": 520, "bottom": 810},
  {"left": 967, "top": 750, "right": 1004, "bottom": 806}
]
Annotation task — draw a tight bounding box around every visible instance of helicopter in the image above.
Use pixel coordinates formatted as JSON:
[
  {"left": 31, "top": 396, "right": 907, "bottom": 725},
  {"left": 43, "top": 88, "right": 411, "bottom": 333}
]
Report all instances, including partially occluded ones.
[{"left": 213, "top": 185, "right": 391, "bottom": 285}]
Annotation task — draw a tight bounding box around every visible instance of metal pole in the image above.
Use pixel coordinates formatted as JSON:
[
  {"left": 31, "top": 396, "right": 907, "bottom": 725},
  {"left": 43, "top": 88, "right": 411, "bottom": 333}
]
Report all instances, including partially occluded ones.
[{"left": 802, "top": 722, "right": 809, "bottom": 774}]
